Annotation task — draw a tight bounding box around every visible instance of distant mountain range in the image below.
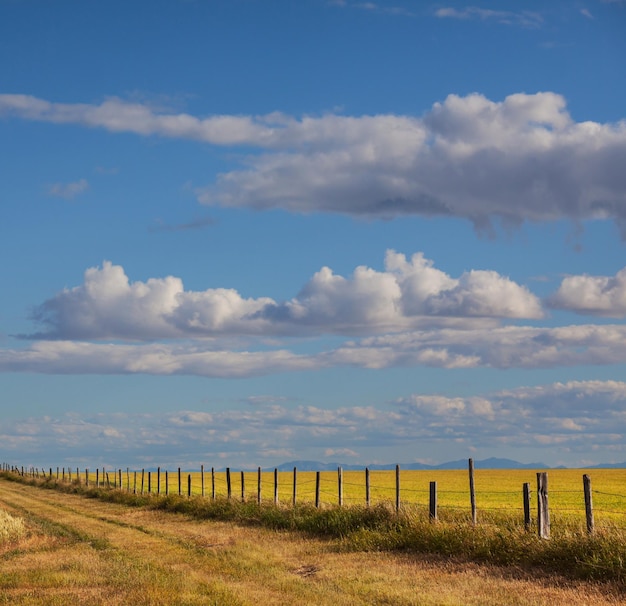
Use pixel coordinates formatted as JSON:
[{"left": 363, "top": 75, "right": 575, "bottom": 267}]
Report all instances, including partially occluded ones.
[{"left": 260, "top": 457, "right": 626, "bottom": 472}]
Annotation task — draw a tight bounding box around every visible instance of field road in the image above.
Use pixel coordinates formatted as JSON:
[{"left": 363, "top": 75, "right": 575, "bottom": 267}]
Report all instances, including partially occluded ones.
[{"left": 0, "top": 479, "right": 623, "bottom": 605}]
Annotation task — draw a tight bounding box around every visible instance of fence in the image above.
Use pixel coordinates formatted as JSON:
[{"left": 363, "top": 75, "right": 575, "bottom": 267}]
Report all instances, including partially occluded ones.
[{"left": 3, "top": 460, "right": 626, "bottom": 538}]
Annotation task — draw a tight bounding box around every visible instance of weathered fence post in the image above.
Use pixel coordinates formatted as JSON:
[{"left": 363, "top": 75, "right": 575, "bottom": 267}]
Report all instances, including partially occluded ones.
[
  {"left": 292, "top": 467, "right": 297, "bottom": 507},
  {"left": 537, "top": 472, "right": 550, "bottom": 539},
  {"left": 583, "top": 474, "right": 594, "bottom": 534},
  {"left": 201, "top": 465, "right": 205, "bottom": 498},
  {"left": 141, "top": 469, "right": 145, "bottom": 494},
  {"left": 165, "top": 470, "right": 169, "bottom": 495},
  {"left": 188, "top": 474, "right": 192, "bottom": 497},
  {"left": 315, "top": 471, "right": 321, "bottom": 508},
  {"left": 274, "top": 468, "right": 278, "bottom": 505},
  {"left": 523, "top": 482, "right": 531, "bottom": 530},
  {"left": 429, "top": 481, "right": 438, "bottom": 521},
  {"left": 133, "top": 471, "right": 137, "bottom": 494},
  {"left": 365, "top": 467, "right": 370, "bottom": 508},
  {"left": 226, "top": 467, "right": 232, "bottom": 500},
  {"left": 148, "top": 471, "right": 151, "bottom": 494},
  {"left": 241, "top": 471, "right": 245, "bottom": 502},
  {"left": 178, "top": 468, "right": 182, "bottom": 496},
  {"left": 257, "top": 467, "right": 262, "bottom": 504},
  {"left": 395, "top": 465, "right": 401, "bottom": 513},
  {"left": 338, "top": 467, "right": 343, "bottom": 507},
  {"left": 157, "top": 467, "right": 161, "bottom": 495},
  {"left": 211, "top": 467, "right": 215, "bottom": 500},
  {"left": 85, "top": 468, "right": 89, "bottom": 487},
  {"left": 96, "top": 468, "right": 100, "bottom": 488},
  {"left": 127, "top": 468, "right": 130, "bottom": 492},
  {"left": 469, "top": 458, "right": 477, "bottom": 525}
]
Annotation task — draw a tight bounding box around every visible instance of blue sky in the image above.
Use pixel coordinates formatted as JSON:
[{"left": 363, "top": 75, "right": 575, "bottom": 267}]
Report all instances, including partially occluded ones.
[{"left": 1, "top": 0, "right": 626, "bottom": 470}]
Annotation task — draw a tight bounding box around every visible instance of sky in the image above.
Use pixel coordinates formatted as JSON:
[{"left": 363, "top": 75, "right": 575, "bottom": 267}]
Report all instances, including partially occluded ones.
[{"left": 1, "top": 0, "right": 626, "bottom": 471}]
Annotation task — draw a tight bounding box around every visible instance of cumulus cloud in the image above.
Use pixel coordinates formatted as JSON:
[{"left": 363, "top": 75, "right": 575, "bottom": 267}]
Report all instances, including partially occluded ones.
[
  {"left": 46, "top": 178, "right": 89, "bottom": 199},
  {"left": 393, "top": 380, "right": 626, "bottom": 449},
  {"left": 3, "top": 380, "right": 625, "bottom": 468},
  {"left": 0, "top": 341, "right": 315, "bottom": 378},
  {"left": 2, "top": 92, "right": 625, "bottom": 233},
  {"left": 339, "top": 324, "right": 626, "bottom": 370},
  {"left": 27, "top": 253, "right": 542, "bottom": 340},
  {"left": 549, "top": 266, "right": 626, "bottom": 317},
  {"left": 3, "top": 324, "right": 626, "bottom": 378}
]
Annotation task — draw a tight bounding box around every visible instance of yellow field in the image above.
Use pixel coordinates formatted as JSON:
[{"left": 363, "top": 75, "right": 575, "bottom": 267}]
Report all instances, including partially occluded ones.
[{"left": 55, "top": 466, "right": 626, "bottom": 527}]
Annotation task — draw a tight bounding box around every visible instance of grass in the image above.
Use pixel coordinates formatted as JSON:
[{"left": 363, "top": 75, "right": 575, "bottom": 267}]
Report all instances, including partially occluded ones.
[
  {"left": 3, "top": 469, "right": 626, "bottom": 585},
  {"left": 0, "top": 508, "right": 27, "bottom": 544}
]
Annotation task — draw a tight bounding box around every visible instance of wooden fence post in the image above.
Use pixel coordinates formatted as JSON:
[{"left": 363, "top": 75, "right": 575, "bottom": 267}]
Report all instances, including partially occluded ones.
[
  {"left": 188, "top": 474, "right": 192, "bottom": 497},
  {"left": 211, "top": 467, "right": 215, "bottom": 500},
  {"left": 127, "top": 468, "right": 130, "bottom": 492},
  {"left": 292, "top": 467, "right": 297, "bottom": 507},
  {"left": 201, "top": 465, "right": 205, "bottom": 498},
  {"left": 141, "top": 469, "right": 145, "bottom": 494},
  {"left": 148, "top": 471, "right": 151, "bottom": 494},
  {"left": 274, "top": 468, "right": 278, "bottom": 505},
  {"left": 157, "top": 467, "right": 161, "bottom": 495},
  {"left": 178, "top": 468, "right": 182, "bottom": 496},
  {"left": 133, "top": 471, "right": 137, "bottom": 494},
  {"left": 241, "top": 471, "right": 245, "bottom": 502},
  {"left": 365, "top": 467, "right": 371, "bottom": 508},
  {"left": 96, "top": 468, "right": 100, "bottom": 488},
  {"left": 165, "top": 470, "right": 169, "bottom": 496},
  {"left": 315, "top": 471, "right": 321, "bottom": 508},
  {"left": 395, "top": 465, "right": 400, "bottom": 513},
  {"left": 226, "top": 468, "right": 232, "bottom": 500},
  {"left": 85, "top": 468, "right": 89, "bottom": 487},
  {"left": 583, "top": 474, "right": 594, "bottom": 534},
  {"left": 469, "top": 458, "right": 477, "bottom": 525},
  {"left": 338, "top": 467, "right": 343, "bottom": 507},
  {"left": 523, "top": 482, "right": 531, "bottom": 530},
  {"left": 537, "top": 472, "right": 550, "bottom": 539},
  {"left": 257, "top": 467, "right": 262, "bottom": 505},
  {"left": 429, "top": 481, "right": 438, "bottom": 521}
]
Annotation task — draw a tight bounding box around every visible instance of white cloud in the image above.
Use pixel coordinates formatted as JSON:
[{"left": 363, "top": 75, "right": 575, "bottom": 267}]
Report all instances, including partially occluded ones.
[
  {"left": 434, "top": 7, "right": 543, "bottom": 28},
  {"left": 4, "top": 324, "right": 626, "bottom": 378},
  {"left": 2, "top": 380, "right": 625, "bottom": 468},
  {"left": 27, "top": 253, "right": 542, "bottom": 340},
  {"left": 46, "top": 178, "right": 89, "bottom": 199},
  {"left": 393, "top": 380, "right": 626, "bottom": 448},
  {"left": 334, "top": 324, "right": 626, "bottom": 370},
  {"left": 3, "top": 92, "right": 626, "bottom": 233},
  {"left": 549, "top": 266, "right": 626, "bottom": 317}
]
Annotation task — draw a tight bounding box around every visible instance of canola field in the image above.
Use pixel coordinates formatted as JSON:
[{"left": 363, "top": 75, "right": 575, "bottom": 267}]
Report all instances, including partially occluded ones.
[{"left": 69, "top": 466, "right": 626, "bottom": 527}]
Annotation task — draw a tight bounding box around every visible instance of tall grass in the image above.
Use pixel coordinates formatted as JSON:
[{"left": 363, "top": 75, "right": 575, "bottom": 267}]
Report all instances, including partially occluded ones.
[
  {"left": 3, "top": 470, "right": 625, "bottom": 584},
  {"left": 0, "top": 508, "right": 27, "bottom": 544}
]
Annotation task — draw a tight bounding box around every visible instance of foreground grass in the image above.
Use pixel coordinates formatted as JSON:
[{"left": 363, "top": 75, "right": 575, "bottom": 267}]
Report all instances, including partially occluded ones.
[
  {"left": 0, "top": 508, "right": 27, "bottom": 544},
  {"left": 3, "top": 471, "right": 625, "bottom": 586}
]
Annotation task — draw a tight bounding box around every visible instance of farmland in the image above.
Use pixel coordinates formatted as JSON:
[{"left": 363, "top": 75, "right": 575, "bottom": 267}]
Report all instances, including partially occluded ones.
[
  {"left": 51, "top": 466, "right": 626, "bottom": 526},
  {"left": 2, "top": 470, "right": 626, "bottom": 604}
]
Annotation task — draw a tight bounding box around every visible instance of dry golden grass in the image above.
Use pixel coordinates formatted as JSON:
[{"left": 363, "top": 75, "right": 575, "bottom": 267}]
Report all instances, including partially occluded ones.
[
  {"left": 0, "top": 508, "right": 27, "bottom": 544},
  {"left": 1, "top": 477, "right": 625, "bottom": 605}
]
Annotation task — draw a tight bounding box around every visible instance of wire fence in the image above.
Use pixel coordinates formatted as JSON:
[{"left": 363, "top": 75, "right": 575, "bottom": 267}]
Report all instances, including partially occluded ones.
[{"left": 3, "top": 461, "right": 626, "bottom": 536}]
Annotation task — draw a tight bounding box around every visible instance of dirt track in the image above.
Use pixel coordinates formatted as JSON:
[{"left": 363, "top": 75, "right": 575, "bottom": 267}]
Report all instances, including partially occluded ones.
[{"left": 0, "top": 479, "right": 623, "bottom": 605}]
